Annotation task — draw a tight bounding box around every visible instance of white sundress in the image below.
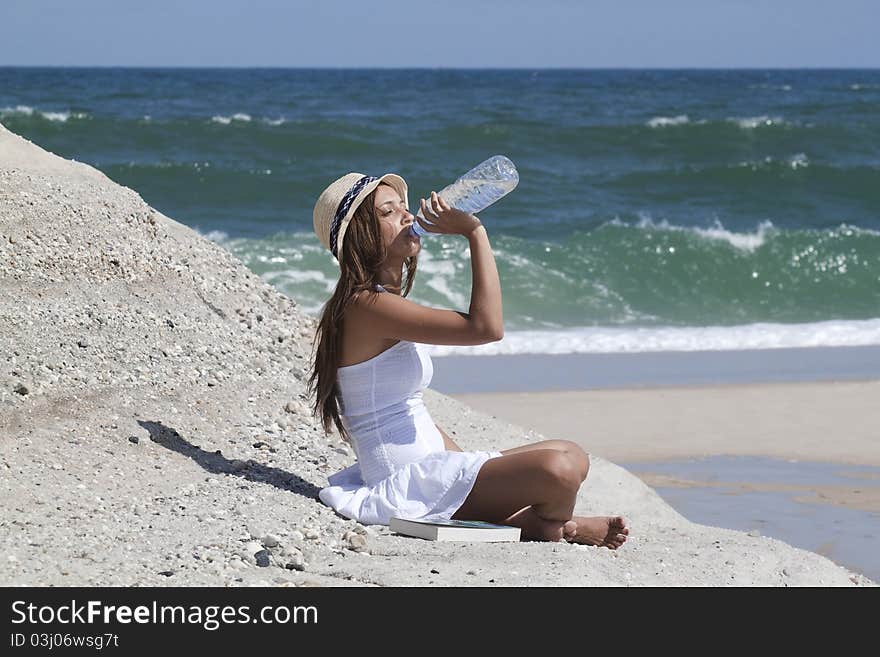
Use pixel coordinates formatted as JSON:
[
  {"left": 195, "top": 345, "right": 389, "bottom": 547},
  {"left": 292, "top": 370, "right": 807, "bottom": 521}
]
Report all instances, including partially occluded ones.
[{"left": 318, "top": 284, "right": 503, "bottom": 526}]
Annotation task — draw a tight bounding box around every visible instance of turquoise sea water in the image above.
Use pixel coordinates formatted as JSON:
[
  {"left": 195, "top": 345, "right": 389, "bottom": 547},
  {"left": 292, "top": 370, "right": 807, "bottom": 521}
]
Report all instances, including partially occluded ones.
[{"left": 2, "top": 67, "right": 879, "bottom": 355}]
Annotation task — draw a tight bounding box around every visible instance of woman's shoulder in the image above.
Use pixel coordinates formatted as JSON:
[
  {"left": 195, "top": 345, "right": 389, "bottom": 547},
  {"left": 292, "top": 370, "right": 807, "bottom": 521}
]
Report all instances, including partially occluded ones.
[
  {"left": 347, "top": 285, "right": 388, "bottom": 321},
  {"left": 350, "top": 283, "right": 385, "bottom": 302}
]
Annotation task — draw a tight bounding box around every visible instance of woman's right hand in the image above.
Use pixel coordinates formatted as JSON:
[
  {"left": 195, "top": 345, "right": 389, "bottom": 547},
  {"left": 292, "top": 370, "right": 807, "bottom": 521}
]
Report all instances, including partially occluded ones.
[{"left": 416, "top": 191, "right": 482, "bottom": 236}]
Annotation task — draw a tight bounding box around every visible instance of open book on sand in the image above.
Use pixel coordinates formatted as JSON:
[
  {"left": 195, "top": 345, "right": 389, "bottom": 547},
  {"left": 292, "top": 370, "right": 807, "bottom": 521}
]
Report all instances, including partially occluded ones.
[{"left": 389, "top": 517, "right": 521, "bottom": 542}]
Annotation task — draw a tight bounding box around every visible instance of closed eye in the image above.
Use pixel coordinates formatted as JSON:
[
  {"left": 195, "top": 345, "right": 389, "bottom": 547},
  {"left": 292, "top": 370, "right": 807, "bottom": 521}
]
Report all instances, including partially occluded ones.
[{"left": 381, "top": 201, "right": 406, "bottom": 216}]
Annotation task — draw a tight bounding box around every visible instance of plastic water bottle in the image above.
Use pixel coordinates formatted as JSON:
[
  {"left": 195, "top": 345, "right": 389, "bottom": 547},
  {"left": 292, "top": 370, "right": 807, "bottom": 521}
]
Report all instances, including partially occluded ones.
[{"left": 409, "top": 155, "right": 519, "bottom": 238}]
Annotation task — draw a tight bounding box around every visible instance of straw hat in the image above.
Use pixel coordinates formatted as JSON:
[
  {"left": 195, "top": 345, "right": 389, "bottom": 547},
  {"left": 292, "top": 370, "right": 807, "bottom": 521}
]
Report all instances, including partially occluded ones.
[{"left": 313, "top": 172, "right": 409, "bottom": 264}]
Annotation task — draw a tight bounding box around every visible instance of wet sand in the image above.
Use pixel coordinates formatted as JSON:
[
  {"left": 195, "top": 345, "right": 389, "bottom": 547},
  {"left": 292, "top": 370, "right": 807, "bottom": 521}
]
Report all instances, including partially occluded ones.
[
  {"left": 619, "top": 455, "right": 880, "bottom": 581},
  {"left": 449, "top": 381, "right": 880, "bottom": 579}
]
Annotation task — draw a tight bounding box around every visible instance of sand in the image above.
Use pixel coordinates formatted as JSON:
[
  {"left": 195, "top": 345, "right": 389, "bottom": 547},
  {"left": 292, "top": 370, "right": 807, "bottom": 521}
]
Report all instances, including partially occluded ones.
[
  {"left": 0, "top": 120, "right": 874, "bottom": 587},
  {"left": 452, "top": 383, "right": 880, "bottom": 579},
  {"left": 451, "top": 380, "right": 880, "bottom": 467}
]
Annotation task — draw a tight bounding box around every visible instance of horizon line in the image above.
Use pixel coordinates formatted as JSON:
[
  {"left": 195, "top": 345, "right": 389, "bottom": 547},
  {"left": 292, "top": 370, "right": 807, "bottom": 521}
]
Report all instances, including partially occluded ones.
[{"left": 1, "top": 65, "right": 879, "bottom": 71}]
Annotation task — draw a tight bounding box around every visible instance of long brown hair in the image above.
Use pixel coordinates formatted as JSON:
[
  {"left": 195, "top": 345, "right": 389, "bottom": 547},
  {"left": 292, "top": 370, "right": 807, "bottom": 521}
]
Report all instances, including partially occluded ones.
[{"left": 307, "top": 182, "right": 419, "bottom": 444}]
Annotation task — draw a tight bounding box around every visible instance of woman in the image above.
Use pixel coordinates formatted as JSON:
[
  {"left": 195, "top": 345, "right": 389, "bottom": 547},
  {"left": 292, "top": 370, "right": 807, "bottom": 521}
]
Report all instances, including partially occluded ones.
[{"left": 308, "top": 170, "right": 628, "bottom": 548}]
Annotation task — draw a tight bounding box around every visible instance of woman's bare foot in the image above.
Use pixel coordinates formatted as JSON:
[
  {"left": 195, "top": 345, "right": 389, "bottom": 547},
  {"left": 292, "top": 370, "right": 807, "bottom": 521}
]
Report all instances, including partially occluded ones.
[
  {"left": 565, "top": 516, "right": 629, "bottom": 549},
  {"left": 503, "top": 506, "right": 578, "bottom": 542}
]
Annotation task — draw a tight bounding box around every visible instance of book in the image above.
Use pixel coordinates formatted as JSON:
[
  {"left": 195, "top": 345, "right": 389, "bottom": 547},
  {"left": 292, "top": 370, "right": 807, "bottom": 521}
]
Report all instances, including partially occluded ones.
[{"left": 389, "top": 516, "right": 521, "bottom": 542}]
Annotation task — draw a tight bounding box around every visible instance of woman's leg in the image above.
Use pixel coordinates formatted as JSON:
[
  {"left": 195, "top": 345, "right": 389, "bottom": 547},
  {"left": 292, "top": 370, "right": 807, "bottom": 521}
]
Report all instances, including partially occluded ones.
[
  {"left": 453, "top": 441, "right": 629, "bottom": 548},
  {"left": 500, "top": 439, "right": 589, "bottom": 482},
  {"left": 451, "top": 449, "right": 583, "bottom": 525}
]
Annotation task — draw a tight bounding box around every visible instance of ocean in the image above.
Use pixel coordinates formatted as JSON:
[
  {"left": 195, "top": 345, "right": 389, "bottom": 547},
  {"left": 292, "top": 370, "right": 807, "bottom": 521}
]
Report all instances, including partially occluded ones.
[{"left": 2, "top": 67, "right": 879, "bottom": 357}]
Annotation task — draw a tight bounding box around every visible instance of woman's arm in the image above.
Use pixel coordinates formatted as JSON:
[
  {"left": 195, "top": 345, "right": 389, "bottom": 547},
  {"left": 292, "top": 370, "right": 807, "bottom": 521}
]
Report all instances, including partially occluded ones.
[
  {"left": 466, "top": 225, "right": 504, "bottom": 339},
  {"left": 436, "top": 423, "right": 463, "bottom": 451}
]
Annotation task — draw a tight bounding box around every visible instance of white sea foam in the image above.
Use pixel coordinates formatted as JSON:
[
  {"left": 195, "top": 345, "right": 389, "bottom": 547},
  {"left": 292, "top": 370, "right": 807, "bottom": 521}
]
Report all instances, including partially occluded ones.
[
  {"left": 47, "top": 109, "right": 87, "bottom": 122},
  {"left": 730, "top": 115, "right": 785, "bottom": 129},
  {"left": 0, "top": 105, "right": 87, "bottom": 122},
  {"left": 788, "top": 153, "right": 809, "bottom": 169},
  {"left": 424, "top": 318, "right": 880, "bottom": 356},
  {"left": 689, "top": 220, "right": 775, "bottom": 252},
  {"left": 256, "top": 254, "right": 286, "bottom": 264},
  {"left": 262, "top": 269, "right": 339, "bottom": 309},
  {"left": 647, "top": 115, "right": 689, "bottom": 128},
  {"left": 645, "top": 114, "right": 792, "bottom": 130},
  {"left": 840, "top": 223, "right": 880, "bottom": 237},
  {"left": 410, "top": 247, "right": 469, "bottom": 308},
  {"left": 264, "top": 269, "right": 330, "bottom": 285},
  {"left": 0, "top": 105, "right": 34, "bottom": 116},
  {"left": 736, "top": 152, "right": 811, "bottom": 173},
  {"left": 211, "top": 113, "right": 252, "bottom": 124},
  {"left": 626, "top": 215, "right": 775, "bottom": 252},
  {"left": 196, "top": 229, "right": 229, "bottom": 243}
]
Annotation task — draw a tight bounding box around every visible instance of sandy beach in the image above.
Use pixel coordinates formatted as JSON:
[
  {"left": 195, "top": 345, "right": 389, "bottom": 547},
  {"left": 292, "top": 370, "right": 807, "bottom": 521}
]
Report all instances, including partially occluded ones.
[
  {"left": 450, "top": 380, "right": 880, "bottom": 467},
  {"left": 451, "top": 380, "right": 880, "bottom": 579},
  {"left": 1, "top": 121, "right": 875, "bottom": 587}
]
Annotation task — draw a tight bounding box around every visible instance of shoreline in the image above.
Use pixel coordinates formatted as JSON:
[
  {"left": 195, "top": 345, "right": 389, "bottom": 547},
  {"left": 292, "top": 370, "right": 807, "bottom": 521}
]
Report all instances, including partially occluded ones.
[
  {"left": 429, "top": 344, "right": 880, "bottom": 394},
  {"left": 618, "top": 456, "right": 880, "bottom": 582}
]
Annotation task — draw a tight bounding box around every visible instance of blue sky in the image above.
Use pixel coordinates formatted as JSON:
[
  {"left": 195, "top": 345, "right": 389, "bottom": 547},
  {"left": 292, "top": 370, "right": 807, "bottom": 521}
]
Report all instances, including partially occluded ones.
[{"left": 2, "top": 0, "right": 878, "bottom": 68}]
